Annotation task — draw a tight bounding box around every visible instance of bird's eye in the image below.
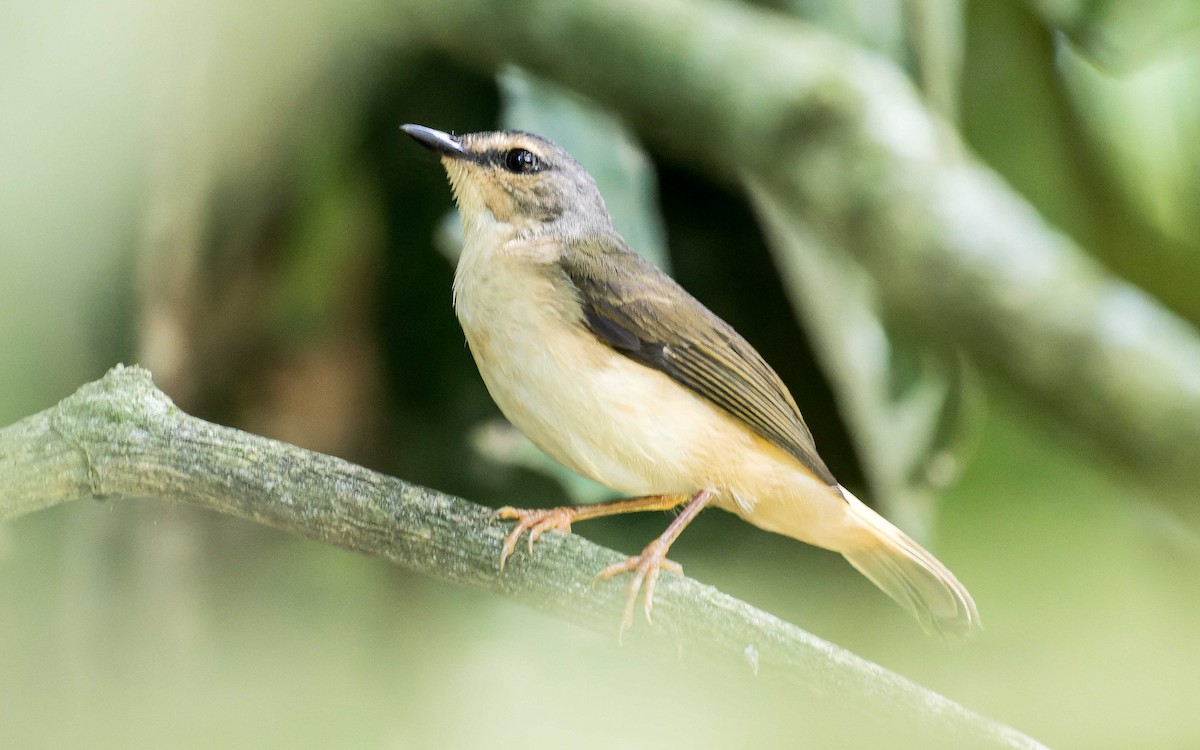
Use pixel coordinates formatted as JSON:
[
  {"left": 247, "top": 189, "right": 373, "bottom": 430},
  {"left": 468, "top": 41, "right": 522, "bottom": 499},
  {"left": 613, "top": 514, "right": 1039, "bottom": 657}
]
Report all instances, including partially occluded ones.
[{"left": 502, "top": 148, "right": 540, "bottom": 174}]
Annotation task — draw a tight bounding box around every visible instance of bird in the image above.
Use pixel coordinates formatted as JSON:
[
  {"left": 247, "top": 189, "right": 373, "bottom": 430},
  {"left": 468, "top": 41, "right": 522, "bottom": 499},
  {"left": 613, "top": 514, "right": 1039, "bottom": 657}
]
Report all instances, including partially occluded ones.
[{"left": 402, "top": 123, "right": 980, "bottom": 638}]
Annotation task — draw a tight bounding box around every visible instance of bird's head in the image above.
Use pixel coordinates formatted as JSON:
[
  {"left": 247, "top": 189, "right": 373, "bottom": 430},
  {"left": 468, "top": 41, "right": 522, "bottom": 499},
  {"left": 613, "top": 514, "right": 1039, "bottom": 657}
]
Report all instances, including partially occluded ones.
[{"left": 402, "top": 124, "right": 611, "bottom": 235}]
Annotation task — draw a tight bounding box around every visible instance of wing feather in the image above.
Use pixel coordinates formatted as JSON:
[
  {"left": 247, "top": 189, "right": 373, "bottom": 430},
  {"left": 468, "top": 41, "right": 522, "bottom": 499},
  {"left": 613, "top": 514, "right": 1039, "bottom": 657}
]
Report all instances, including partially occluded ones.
[{"left": 560, "top": 236, "right": 837, "bottom": 487}]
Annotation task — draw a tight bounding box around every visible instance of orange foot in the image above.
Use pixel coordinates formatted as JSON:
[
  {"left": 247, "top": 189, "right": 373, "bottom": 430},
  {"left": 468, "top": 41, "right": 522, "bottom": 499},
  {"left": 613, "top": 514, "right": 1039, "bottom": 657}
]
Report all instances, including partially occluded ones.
[
  {"left": 493, "top": 506, "right": 576, "bottom": 571},
  {"left": 597, "top": 539, "right": 685, "bottom": 638},
  {"left": 494, "top": 489, "right": 714, "bottom": 640}
]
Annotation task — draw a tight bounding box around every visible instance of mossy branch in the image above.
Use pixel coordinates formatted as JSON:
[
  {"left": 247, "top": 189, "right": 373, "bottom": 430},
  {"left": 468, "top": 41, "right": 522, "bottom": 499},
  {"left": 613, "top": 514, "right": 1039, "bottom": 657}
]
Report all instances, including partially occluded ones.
[{"left": 1, "top": 366, "right": 1045, "bottom": 749}]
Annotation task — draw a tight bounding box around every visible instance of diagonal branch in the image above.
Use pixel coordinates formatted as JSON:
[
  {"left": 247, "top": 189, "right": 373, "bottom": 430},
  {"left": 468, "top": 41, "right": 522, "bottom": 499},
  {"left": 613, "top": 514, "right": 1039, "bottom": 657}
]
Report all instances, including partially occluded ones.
[{"left": 0, "top": 365, "right": 1045, "bottom": 749}]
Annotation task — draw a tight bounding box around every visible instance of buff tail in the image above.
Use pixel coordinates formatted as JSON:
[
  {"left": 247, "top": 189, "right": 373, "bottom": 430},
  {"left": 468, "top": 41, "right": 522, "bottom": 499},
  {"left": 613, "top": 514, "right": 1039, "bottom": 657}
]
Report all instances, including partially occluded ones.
[{"left": 838, "top": 486, "right": 981, "bottom": 638}]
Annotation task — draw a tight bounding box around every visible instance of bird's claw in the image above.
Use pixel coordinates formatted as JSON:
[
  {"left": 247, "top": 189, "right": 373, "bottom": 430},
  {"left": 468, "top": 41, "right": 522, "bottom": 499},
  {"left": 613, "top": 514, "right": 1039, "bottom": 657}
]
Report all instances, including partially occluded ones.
[
  {"left": 596, "top": 542, "right": 683, "bottom": 639},
  {"left": 494, "top": 506, "right": 574, "bottom": 571}
]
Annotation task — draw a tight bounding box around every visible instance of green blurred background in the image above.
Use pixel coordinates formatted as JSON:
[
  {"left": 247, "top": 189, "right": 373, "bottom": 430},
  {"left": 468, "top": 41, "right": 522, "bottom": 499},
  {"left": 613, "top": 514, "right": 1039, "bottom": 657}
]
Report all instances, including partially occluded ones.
[{"left": 2, "top": 0, "right": 1198, "bottom": 747}]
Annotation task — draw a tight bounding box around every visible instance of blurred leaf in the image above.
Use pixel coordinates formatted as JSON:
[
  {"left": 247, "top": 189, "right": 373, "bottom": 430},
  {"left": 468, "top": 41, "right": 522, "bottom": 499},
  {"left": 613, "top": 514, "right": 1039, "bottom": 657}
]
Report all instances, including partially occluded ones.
[
  {"left": 960, "top": 0, "right": 1200, "bottom": 327},
  {"left": 747, "top": 180, "right": 980, "bottom": 535},
  {"left": 783, "top": 0, "right": 963, "bottom": 122},
  {"left": 1026, "top": 0, "right": 1200, "bottom": 72},
  {"left": 904, "top": 0, "right": 965, "bottom": 122},
  {"left": 782, "top": 0, "right": 908, "bottom": 59},
  {"left": 1058, "top": 39, "right": 1200, "bottom": 248}
]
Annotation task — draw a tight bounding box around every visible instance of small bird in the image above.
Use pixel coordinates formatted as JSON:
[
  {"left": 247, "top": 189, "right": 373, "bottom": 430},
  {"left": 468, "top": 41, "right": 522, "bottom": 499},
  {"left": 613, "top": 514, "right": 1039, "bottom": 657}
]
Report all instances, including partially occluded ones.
[{"left": 402, "top": 123, "right": 980, "bottom": 638}]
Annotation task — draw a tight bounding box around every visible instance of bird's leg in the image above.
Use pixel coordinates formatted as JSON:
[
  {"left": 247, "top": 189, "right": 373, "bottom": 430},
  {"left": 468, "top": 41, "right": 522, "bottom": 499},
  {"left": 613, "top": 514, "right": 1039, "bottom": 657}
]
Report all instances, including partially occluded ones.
[
  {"left": 597, "top": 488, "right": 714, "bottom": 637},
  {"left": 494, "top": 492, "right": 689, "bottom": 571}
]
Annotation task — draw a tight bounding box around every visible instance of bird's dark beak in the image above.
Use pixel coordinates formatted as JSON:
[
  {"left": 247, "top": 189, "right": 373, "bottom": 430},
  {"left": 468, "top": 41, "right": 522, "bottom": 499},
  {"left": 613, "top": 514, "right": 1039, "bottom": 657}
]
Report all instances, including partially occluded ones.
[{"left": 401, "top": 124, "right": 468, "bottom": 159}]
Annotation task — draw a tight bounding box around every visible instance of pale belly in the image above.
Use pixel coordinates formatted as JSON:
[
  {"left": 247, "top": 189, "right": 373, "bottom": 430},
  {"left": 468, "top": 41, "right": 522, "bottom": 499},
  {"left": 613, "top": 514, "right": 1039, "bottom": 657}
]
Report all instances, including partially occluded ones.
[
  {"left": 453, "top": 254, "right": 853, "bottom": 549},
  {"left": 469, "top": 323, "right": 709, "bottom": 496}
]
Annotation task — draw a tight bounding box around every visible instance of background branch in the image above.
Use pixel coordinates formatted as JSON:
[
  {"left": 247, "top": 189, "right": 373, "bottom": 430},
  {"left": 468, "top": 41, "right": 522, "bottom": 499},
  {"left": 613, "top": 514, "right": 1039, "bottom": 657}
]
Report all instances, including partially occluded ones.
[
  {"left": 397, "top": 0, "right": 1200, "bottom": 510},
  {"left": 0, "top": 365, "right": 1045, "bottom": 750}
]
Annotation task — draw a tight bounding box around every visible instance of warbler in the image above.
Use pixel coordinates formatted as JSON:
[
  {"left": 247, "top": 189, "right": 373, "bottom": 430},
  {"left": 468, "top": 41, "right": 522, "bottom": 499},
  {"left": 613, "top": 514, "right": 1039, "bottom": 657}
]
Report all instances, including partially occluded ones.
[{"left": 402, "top": 123, "right": 980, "bottom": 637}]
